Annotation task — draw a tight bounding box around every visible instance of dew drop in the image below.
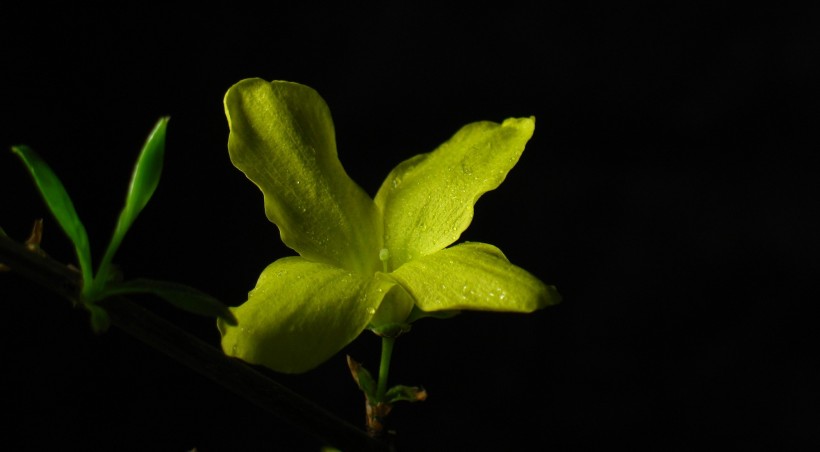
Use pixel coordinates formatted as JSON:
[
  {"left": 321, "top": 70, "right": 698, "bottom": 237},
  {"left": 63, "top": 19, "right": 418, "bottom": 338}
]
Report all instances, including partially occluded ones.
[{"left": 367, "top": 307, "right": 376, "bottom": 315}]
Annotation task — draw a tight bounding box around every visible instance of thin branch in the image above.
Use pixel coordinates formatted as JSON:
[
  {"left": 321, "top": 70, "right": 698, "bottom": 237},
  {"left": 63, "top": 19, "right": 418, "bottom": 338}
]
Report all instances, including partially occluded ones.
[{"left": 0, "top": 233, "right": 389, "bottom": 452}]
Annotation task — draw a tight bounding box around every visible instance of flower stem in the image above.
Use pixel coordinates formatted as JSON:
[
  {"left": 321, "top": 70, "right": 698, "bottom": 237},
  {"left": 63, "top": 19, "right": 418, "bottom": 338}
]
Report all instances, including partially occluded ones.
[{"left": 376, "top": 336, "right": 395, "bottom": 402}]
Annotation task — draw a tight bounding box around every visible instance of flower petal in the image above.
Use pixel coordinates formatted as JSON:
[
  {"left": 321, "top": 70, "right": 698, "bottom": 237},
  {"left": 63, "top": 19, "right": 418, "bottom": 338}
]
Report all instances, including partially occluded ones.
[
  {"left": 218, "top": 257, "right": 394, "bottom": 373},
  {"left": 389, "top": 242, "right": 560, "bottom": 313},
  {"left": 374, "top": 117, "right": 535, "bottom": 268},
  {"left": 367, "top": 280, "right": 416, "bottom": 331},
  {"left": 225, "top": 79, "right": 382, "bottom": 273}
]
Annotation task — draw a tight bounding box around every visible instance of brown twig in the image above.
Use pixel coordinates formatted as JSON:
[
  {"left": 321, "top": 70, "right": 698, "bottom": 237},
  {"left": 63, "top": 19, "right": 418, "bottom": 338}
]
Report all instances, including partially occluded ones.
[{"left": 0, "top": 231, "right": 389, "bottom": 452}]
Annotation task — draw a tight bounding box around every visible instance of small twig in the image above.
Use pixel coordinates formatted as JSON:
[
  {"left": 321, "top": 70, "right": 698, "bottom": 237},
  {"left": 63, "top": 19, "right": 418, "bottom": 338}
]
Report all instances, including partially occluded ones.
[{"left": 0, "top": 232, "right": 389, "bottom": 452}]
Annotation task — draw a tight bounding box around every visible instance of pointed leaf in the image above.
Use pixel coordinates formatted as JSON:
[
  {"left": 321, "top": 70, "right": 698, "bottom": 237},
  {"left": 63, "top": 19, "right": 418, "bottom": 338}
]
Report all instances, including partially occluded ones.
[
  {"left": 104, "top": 278, "right": 236, "bottom": 325},
  {"left": 390, "top": 242, "right": 560, "bottom": 312},
  {"left": 347, "top": 355, "right": 377, "bottom": 399},
  {"left": 93, "top": 118, "right": 169, "bottom": 290},
  {"left": 224, "top": 79, "right": 382, "bottom": 274},
  {"left": 11, "top": 145, "right": 92, "bottom": 280},
  {"left": 113, "top": 117, "right": 169, "bottom": 245},
  {"left": 385, "top": 385, "right": 428, "bottom": 404},
  {"left": 218, "top": 257, "right": 395, "bottom": 373},
  {"left": 374, "top": 117, "right": 535, "bottom": 268}
]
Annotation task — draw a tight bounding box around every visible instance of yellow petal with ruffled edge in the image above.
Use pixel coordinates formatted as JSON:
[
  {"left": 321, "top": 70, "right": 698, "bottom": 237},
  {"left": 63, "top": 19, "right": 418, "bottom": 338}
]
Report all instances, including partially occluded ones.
[
  {"left": 225, "top": 79, "right": 382, "bottom": 274},
  {"left": 374, "top": 117, "right": 534, "bottom": 269},
  {"left": 218, "top": 257, "right": 395, "bottom": 373},
  {"left": 389, "top": 242, "right": 560, "bottom": 313}
]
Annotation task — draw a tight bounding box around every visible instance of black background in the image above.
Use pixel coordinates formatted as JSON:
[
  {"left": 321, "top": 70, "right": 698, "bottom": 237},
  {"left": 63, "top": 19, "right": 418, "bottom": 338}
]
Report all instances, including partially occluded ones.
[{"left": 2, "top": 3, "right": 817, "bottom": 451}]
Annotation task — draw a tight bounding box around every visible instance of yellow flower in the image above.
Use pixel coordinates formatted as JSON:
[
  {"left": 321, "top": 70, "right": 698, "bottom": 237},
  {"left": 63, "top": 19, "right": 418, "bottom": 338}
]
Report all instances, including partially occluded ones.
[{"left": 218, "top": 79, "right": 559, "bottom": 373}]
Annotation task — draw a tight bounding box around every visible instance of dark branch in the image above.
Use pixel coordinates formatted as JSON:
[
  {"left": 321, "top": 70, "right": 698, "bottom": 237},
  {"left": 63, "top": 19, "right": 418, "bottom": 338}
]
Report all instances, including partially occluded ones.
[{"left": 0, "top": 233, "right": 389, "bottom": 452}]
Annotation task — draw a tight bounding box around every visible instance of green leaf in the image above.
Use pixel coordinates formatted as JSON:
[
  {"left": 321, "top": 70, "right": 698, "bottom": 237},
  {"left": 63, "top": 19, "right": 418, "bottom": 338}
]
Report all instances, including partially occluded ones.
[
  {"left": 224, "top": 79, "right": 382, "bottom": 274},
  {"left": 95, "top": 118, "right": 169, "bottom": 288},
  {"left": 217, "top": 257, "right": 395, "bottom": 373},
  {"left": 114, "top": 118, "right": 169, "bottom": 246},
  {"left": 11, "top": 145, "right": 93, "bottom": 283},
  {"left": 385, "top": 385, "right": 428, "bottom": 404},
  {"left": 374, "top": 117, "right": 535, "bottom": 269},
  {"left": 346, "top": 355, "right": 377, "bottom": 399},
  {"left": 103, "top": 278, "right": 236, "bottom": 325},
  {"left": 389, "top": 242, "right": 560, "bottom": 312}
]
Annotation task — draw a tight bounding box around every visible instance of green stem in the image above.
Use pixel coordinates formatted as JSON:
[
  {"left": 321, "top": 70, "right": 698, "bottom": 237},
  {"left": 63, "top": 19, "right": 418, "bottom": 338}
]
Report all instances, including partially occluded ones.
[
  {"left": 76, "top": 243, "right": 95, "bottom": 297},
  {"left": 375, "top": 336, "right": 395, "bottom": 402},
  {"left": 90, "top": 229, "right": 122, "bottom": 297}
]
